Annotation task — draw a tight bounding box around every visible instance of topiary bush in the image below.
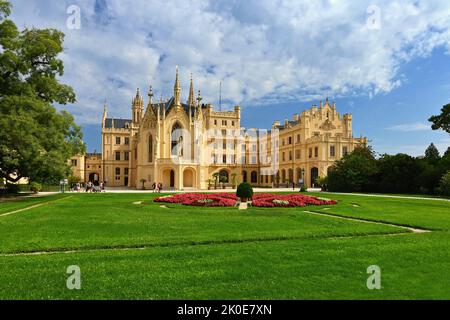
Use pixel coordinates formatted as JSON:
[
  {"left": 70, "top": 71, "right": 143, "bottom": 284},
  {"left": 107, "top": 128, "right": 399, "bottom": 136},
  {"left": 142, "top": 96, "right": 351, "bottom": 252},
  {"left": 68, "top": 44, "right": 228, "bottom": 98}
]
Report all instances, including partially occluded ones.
[
  {"left": 30, "top": 182, "right": 42, "bottom": 194},
  {"left": 236, "top": 182, "right": 253, "bottom": 201}
]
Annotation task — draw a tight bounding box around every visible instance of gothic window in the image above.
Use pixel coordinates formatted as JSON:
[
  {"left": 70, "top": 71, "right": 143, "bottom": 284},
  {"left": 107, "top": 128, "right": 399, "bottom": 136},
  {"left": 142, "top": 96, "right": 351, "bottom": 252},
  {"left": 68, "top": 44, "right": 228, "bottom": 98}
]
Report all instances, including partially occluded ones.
[
  {"left": 148, "top": 135, "right": 153, "bottom": 162},
  {"left": 171, "top": 122, "right": 183, "bottom": 156}
]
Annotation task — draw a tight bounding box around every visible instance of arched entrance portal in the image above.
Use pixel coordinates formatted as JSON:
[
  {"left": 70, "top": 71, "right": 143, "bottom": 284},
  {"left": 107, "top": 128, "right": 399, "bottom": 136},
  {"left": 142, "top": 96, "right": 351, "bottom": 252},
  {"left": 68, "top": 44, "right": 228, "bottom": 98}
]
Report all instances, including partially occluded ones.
[
  {"left": 89, "top": 173, "right": 99, "bottom": 184},
  {"left": 183, "top": 169, "right": 195, "bottom": 188},
  {"left": 219, "top": 169, "right": 229, "bottom": 183},
  {"left": 162, "top": 169, "right": 175, "bottom": 189},
  {"left": 311, "top": 167, "right": 319, "bottom": 187}
]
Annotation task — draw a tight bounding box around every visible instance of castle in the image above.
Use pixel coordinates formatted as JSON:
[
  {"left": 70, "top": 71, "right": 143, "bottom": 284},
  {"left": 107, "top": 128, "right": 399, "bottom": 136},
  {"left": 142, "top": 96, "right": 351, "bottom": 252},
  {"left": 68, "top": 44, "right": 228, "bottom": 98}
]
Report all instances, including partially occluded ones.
[{"left": 70, "top": 67, "right": 367, "bottom": 189}]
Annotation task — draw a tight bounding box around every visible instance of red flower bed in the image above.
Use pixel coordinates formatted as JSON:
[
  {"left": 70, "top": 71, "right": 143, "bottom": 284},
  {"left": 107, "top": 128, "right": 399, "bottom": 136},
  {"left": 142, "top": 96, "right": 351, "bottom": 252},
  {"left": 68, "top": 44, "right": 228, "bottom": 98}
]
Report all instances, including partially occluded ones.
[
  {"left": 251, "top": 193, "right": 337, "bottom": 207},
  {"left": 154, "top": 193, "right": 336, "bottom": 208},
  {"left": 154, "top": 193, "right": 238, "bottom": 207}
]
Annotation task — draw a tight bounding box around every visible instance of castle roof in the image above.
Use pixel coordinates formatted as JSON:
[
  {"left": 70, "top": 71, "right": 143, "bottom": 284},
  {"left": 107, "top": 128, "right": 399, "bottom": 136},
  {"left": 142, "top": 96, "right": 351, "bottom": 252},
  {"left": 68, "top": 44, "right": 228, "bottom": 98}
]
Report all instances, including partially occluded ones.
[{"left": 104, "top": 118, "right": 132, "bottom": 129}]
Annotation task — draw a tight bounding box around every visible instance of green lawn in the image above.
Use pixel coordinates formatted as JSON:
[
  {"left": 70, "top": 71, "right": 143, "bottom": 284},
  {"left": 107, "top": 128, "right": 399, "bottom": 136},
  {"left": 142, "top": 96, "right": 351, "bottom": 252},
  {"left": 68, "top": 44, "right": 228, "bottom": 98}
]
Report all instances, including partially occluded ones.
[{"left": 0, "top": 192, "right": 449, "bottom": 299}]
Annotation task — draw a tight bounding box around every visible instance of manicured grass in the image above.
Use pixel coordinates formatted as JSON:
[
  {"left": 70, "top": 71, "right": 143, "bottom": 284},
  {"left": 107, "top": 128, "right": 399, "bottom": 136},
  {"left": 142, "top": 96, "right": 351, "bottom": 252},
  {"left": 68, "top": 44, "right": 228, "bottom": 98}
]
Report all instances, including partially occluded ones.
[
  {"left": 0, "top": 193, "right": 401, "bottom": 254},
  {"left": 0, "top": 192, "right": 449, "bottom": 299},
  {"left": 0, "top": 194, "right": 68, "bottom": 214},
  {"left": 307, "top": 192, "right": 450, "bottom": 230},
  {"left": 0, "top": 232, "right": 449, "bottom": 299}
]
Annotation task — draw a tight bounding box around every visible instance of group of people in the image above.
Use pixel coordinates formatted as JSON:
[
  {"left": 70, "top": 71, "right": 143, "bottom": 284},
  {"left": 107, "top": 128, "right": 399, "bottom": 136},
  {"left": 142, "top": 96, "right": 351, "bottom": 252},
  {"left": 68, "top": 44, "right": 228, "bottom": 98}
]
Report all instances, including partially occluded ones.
[
  {"left": 151, "top": 182, "right": 163, "bottom": 193},
  {"left": 71, "top": 181, "right": 106, "bottom": 193}
]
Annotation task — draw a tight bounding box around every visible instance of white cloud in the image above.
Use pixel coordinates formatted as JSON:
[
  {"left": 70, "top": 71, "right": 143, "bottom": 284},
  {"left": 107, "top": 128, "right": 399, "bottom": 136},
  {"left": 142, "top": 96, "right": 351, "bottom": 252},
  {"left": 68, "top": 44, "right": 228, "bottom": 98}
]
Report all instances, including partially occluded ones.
[
  {"left": 386, "top": 122, "right": 431, "bottom": 132},
  {"left": 8, "top": 0, "right": 450, "bottom": 124}
]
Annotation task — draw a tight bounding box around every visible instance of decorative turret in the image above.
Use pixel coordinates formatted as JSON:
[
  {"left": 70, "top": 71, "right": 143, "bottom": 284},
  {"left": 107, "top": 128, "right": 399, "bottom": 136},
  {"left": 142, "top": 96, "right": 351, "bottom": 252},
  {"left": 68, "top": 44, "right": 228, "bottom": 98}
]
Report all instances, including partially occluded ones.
[
  {"left": 146, "top": 85, "right": 154, "bottom": 114},
  {"left": 102, "top": 103, "right": 108, "bottom": 128},
  {"left": 173, "top": 66, "right": 181, "bottom": 109},
  {"left": 196, "top": 89, "right": 203, "bottom": 120},
  {"left": 132, "top": 88, "right": 144, "bottom": 124},
  {"left": 188, "top": 74, "right": 195, "bottom": 107}
]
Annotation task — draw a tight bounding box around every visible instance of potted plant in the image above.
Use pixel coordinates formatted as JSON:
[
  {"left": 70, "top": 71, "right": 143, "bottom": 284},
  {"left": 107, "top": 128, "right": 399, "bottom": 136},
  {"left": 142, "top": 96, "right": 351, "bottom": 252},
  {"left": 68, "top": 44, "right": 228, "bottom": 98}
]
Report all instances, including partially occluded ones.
[
  {"left": 317, "top": 176, "right": 328, "bottom": 191},
  {"left": 236, "top": 182, "right": 254, "bottom": 202},
  {"left": 140, "top": 178, "right": 147, "bottom": 190},
  {"left": 212, "top": 173, "right": 219, "bottom": 190},
  {"left": 231, "top": 173, "right": 237, "bottom": 189},
  {"left": 207, "top": 179, "right": 212, "bottom": 190},
  {"left": 219, "top": 175, "right": 227, "bottom": 189}
]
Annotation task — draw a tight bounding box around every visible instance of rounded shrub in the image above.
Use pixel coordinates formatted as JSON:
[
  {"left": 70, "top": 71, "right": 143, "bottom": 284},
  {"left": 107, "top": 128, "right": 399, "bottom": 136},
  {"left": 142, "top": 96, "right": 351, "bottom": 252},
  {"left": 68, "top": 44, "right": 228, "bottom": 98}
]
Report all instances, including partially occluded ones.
[
  {"left": 30, "top": 182, "right": 42, "bottom": 194},
  {"left": 236, "top": 182, "right": 253, "bottom": 201}
]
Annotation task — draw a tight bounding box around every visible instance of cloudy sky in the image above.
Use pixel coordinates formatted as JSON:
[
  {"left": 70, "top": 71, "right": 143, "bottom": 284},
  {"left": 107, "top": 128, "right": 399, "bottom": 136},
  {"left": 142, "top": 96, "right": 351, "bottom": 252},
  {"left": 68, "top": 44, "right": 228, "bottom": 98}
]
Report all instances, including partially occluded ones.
[{"left": 9, "top": 0, "right": 450, "bottom": 155}]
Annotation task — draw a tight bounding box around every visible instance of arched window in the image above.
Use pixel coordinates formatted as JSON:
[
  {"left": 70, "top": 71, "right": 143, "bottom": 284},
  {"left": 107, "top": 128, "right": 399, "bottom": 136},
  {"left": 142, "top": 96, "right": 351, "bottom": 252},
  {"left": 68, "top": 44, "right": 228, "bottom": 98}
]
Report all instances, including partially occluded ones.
[
  {"left": 171, "top": 122, "right": 183, "bottom": 156},
  {"left": 242, "top": 170, "right": 247, "bottom": 183},
  {"left": 148, "top": 134, "right": 153, "bottom": 162},
  {"left": 219, "top": 170, "right": 229, "bottom": 183},
  {"left": 251, "top": 171, "right": 258, "bottom": 184}
]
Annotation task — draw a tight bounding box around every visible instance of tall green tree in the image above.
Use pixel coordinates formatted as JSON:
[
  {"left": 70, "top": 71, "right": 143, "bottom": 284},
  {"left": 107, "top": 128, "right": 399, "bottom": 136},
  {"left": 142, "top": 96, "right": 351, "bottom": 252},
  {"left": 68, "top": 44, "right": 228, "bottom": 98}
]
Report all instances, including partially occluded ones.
[
  {"left": 429, "top": 103, "right": 450, "bottom": 133},
  {"left": 424, "top": 143, "right": 440, "bottom": 161},
  {"left": 0, "top": 0, "right": 84, "bottom": 184},
  {"left": 327, "top": 145, "right": 378, "bottom": 192}
]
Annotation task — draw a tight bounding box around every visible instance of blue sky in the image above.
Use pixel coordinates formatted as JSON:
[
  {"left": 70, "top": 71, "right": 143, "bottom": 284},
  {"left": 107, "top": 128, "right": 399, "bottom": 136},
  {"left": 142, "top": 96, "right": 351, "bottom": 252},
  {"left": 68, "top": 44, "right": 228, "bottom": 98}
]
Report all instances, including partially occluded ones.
[{"left": 9, "top": 0, "right": 450, "bottom": 155}]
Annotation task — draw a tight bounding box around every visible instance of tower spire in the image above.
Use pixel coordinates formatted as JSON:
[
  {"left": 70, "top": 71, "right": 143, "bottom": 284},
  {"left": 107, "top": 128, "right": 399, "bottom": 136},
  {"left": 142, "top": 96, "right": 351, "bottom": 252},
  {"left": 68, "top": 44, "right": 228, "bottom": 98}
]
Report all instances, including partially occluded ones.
[
  {"left": 174, "top": 65, "right": 181, "bottom": 108},
  {"left": 188, "top": 73, "right": 195, "bottom": 107}
]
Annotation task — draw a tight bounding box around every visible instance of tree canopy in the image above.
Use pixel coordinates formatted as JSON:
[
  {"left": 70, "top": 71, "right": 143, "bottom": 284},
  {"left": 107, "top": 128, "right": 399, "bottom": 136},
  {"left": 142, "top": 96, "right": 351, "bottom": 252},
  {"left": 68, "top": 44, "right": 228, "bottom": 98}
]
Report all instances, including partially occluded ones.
[
  {"left": 429, "top": 103, "right": 450, "bottom": 134},
  {"left": 0, "top": 0, "right": 84, "bottom": 184}
]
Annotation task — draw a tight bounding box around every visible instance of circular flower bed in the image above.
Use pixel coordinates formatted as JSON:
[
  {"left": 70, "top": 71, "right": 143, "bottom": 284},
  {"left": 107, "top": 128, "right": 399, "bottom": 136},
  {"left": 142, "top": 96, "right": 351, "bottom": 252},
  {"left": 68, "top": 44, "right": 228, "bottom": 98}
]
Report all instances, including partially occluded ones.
[
  {"left": 154, "top": 193, "right": 237, "bottom": 207},
  {"left": 251, "top": 193, "right": 337, "bottom": 207},
  {"left": 154, "top": 193, "right": 337, "bottom": 208}
]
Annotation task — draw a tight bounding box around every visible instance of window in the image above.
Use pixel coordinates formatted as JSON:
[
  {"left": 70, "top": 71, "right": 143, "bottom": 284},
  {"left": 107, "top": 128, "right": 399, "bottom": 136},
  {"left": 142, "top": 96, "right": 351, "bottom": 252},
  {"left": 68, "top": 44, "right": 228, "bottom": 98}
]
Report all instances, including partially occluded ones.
[
  {"left": 343, "top": 146, "right": 348, "bottom": 156},
  {"left": 289, "top": 151, "right": 292, "bottom": 161},
  {"left": 115, "top": 167, "right": 121, "bottom": 175},
  {"left": 223, "top": 141, "right": 226, "bottom": 150},
  {"left": 115, "top": 151, "right": 121, "bottom": 161},
  {"left": 296, "top": 134, "right": 301, "bottom": 143},
  {"left": 330, "top": 146, "right": 336, "bottom": 157},
  {"left": 282, "top": 152, "right": 285, "bottom": 162},
  {"left": 116, "top": 137, "right": 121, "bottom": 145},
  {"left": 125, "top": 137, "right": 129, "bottom": 145},
  {"left": 288, "top": 137, "right": 292, "bottom": 145},
  {"left": 214, "top": 120, "right": 217, "bottom": 125},
  {"left": 148, "top": 135, "right": 153, "bottom": 162},
  {"left": 295, "top": 150, "right": 301, "bottom": 159},
  {"left": 71, "top": 159, "right": 77, "bottom": 166},
  {"left": 251, "top": 156, "right": 257, "bottom": 164},
  {"left": 222, "top": 120, "right": 227, "bottom": 126},
  {"left": 223, "top": 155, "right": 227, "bottom": 164},
  {"left": 232, "top": 121, "right": 235, "bottom": 126},
  {"left": 314, "top": 147, "right": 319, "bottom": 157},
  {"left": 171, "top": 122, "right": 183, "bottom": 156},
  {"left": 124, "top": 151, "right": 129, "bottom": 161},
  {"left": 251, "top": 171, "right": 258, "bottom": 183},
  {"left": 309, "top": 148, "right": 312, "bottom": 158},
  {"left": 124, "top": 168, "right": 129, "bottom": 175}
]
